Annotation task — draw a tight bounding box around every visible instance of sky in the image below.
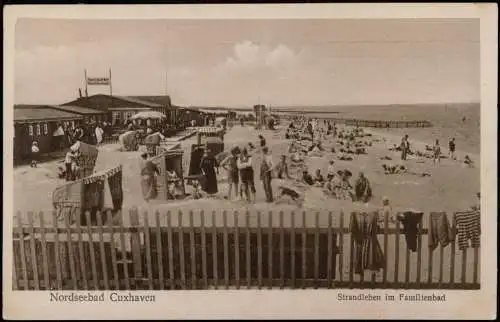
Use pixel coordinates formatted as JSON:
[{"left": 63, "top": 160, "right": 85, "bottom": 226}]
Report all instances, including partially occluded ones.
[{"left": 14, "top": 18, "right": 480, "bottom": 107}]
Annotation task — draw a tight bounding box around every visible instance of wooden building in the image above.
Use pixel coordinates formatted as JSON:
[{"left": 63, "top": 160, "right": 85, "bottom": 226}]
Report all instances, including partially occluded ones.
[
  {"left": 48, "top": 105, "right": 108, "bottom": 124},
  {"left": 62, "top": 94, "right": 176, "bottom": 127},
  {"left": 14, "top": 105, "right": 82, "bottom": 162}
]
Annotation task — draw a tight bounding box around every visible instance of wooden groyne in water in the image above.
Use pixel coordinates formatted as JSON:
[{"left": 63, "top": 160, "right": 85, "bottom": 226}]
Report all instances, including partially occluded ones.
[
  {"left": 330, "top": 118, "right": 432, "bottom": 128},
  {"left": 281, "top": 114, "right": 432, "bottom": 128}
]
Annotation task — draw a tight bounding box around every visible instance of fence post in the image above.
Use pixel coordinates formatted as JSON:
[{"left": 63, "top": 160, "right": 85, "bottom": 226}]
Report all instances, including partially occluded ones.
[
  {"left": 107, "top": 210, "right": 120, "bottom": 290},
  {"left": 200, "top": 210, "right": 208, "bottom": 289},
  {"left": 279, "top": 211, "right": 285, "bottom": 289},
  {"left": 211, "top": 211, "right": 219, "bottom": 289},
  {"left": 117, "top": 209, "right": 131, "bottom": 290},
  {"left": 245, "top": 211, "right": 251, "bottom": 289},
  {"left": 222, "top": 210, "right": 229, "bottom": 290},
  {"left": 166, "top": 211, "right": 175, "bottom": 289},
  {"left": 314, "top": 212, "right": 320, "bottom": 289},
  {"left": 234, "top": 211, "right": 240, "bottom": 290},
  {"left": 189, "top": 210, "right": 197, "bottom": 290},
  {"left": 64, "top": 210, "right": 78, "bottom": 290},
  {"left": 27, "top": 211, "right": 40, "bottom": 290},
  {"left": 84, "top": 211, "right": 99, "bottom": 290},
  {"left": 16, "top": 213, "right": 29, "bottom": 290},
  {"left": 39, "top": 211, "right": 51, "bottom": 290},
  {"left": 268, "top": 211, "right": 273, "bottom": 289},
  {"left": 178, "top": 211, "right": 186, "bottom": 290},
  {"left": 129, "top": 207, "right": 142, "bottom": 289},
  {"left": 394, "top": 214, "right": 401, "bottom": 286},
  {"left": 96, "top": 211, "right": 109, "bottom": 290},
  {"left": 335, "top": 211, "right": 343, "bottom": 287},
  {"left": 290, "top": 211, "right": 296, "bottom": 289},
  {"left": 257, "top": 211, "right": 262, "bottom": 289},
  {"left": 143, "top": 211, "right": 154, "bottom": 290},
  {"left": 301, "top": 211, "right": 307, "bottom": 289}
]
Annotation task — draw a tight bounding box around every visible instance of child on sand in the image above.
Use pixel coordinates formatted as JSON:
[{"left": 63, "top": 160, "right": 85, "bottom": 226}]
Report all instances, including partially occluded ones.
[{"left": 30, "top": 141, "right": 40, "bottom": 168}]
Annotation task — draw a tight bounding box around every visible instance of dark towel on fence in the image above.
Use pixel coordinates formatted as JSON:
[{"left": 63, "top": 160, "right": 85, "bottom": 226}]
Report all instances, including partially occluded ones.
[
  {"left": 428, "top": 212, "right": 453, "bottom": 251},
  {"left": 455, "top": 210, "right": 480, "bottom": 250},
  {"left": 350, "top": 212, "right": 385, "bottom": 274},
  {"left": 397, "top": 211, "right": 423, "bottom": 252}
]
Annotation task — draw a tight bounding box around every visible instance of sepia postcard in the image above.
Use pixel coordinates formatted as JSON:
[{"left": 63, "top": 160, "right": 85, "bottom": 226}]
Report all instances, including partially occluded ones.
[{"left": 3, "top": 3, "right": 498, "bottom": 320}]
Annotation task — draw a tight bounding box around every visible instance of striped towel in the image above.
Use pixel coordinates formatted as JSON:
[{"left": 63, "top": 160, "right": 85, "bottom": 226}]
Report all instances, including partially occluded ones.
[{"left": 455, "top": 210, "right": 480, "bottom": 250}]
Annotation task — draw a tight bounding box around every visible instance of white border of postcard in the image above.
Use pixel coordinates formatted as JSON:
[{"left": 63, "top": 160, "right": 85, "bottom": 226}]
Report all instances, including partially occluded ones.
[{"left": 3, "top": 3, "right": 498, "bottom": 320}]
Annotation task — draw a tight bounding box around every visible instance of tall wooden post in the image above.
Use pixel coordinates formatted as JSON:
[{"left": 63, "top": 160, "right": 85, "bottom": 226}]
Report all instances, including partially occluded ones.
[{"left": 84, "top": 69, "right": 88, "bottom": 97}]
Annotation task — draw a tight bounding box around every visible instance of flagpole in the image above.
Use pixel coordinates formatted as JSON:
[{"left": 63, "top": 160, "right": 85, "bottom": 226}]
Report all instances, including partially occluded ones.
[
  {"left": 109, "top": 68, "right": 113, "bottom": 97},
  {"left": 84, "top": 69, "right": 88, "bottom": 97}
]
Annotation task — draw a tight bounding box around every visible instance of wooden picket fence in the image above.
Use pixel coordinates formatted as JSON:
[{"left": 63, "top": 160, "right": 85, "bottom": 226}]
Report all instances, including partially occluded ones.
[{"left": 12, "top": 208, "right": 480, "bottom": 290}]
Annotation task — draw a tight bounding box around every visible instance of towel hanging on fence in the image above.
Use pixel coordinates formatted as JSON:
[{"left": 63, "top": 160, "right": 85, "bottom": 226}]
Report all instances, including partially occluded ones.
[
  {"left": 350, "top": 212, "right": 385, "bottom": 274},
  {"left": 397, "top": 211, "right": 423, "bottom": 252},
  {"left": 103, "top": 178, "right": 114, "bottom": 210},
  {"left": 455, "top": 210, "right": 480, "bottom": 250},
  {"left": 428, "top": 212, "right": 453, "bottom": 251}
]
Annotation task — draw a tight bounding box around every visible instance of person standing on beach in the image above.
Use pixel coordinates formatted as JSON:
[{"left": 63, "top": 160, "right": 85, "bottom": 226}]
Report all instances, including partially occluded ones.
[
  {"left": 432, "top": 140, "right": 441, "bottom": 165},
  {"left": 448, "top": 138, "right": 456, "bottom": 160},
  {"left": 260, "top": 146, "right": 274, "bottom": 203},
  {"left": 238, "top": 148, "right": 256, "bottom": 203},
  {"left": 307, "top": 121, "right": 314, "bottom": 141},
  {"left": 400, "top": 134, "right": 410, "bottom": 160},
  {"left": 220, "top": 147, "right": 240, "bottom": 201}
]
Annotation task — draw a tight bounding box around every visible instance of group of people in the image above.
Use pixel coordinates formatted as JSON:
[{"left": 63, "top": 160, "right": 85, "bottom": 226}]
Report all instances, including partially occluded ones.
[
  {"left": 218, "top": 143, "right": 269, "bottom": 203},
  {"left": 400, "top": 133, "right": 459, "bottom": 165}
]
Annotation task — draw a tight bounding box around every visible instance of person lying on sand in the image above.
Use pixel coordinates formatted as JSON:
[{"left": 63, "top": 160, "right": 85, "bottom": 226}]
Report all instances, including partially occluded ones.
[
  {"left": 276, "top": 185, "right": 304, "bottom": 207},
  {"left": 338, "top": 154, "right": 353, "bottom": 161},
  {"left": 313, "top": 169, "right": 325, "bottom": 186},
  {"left": 382, "top": 164, "right": 407, "bottom": 175},
  {"left": 463, "top": 155, "right": 474, "bottom": 167}
]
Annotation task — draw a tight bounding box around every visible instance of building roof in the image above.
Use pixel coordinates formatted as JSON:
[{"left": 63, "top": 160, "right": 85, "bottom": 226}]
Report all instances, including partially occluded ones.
[
  {"left": 62, "top": 94, "right": 160, "bottom": 110},
  {"left": 114, "top": 96, "right": 163, "bottom": 108},
  {"left": 198, "top": 109, "right": 230, "bottom": 114},
  {"left": 49, "top": 105, "right": 107, "bottom": 115},
  {"left": 128, "top": 95, "right": 171, "bottom": 107},
  {"left": 14, "top": 106, "right": 82, "bottom": 122},
  {"left": 108, "top": 107, "right": 153, "bottom": 111}
]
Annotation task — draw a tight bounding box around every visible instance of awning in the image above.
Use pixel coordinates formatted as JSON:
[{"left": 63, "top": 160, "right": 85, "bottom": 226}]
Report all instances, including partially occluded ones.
[{"left": 130, "top": 111, "right": 167, "bottom": 120}]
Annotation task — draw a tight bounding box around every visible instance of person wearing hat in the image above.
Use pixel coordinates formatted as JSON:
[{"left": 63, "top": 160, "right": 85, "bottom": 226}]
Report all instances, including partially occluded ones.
[
  {"left": 200, "top": 148, "right": 219, "bottom": 195},
  {"left": 30, "top": 140, "right": 40, "bottom": 168}
]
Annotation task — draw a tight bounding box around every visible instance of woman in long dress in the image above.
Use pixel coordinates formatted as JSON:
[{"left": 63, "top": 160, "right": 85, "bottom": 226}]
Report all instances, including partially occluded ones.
[
  {"left": 140, "top": 152, "right": 160, "bottom": 201},
  {"left": 200, "top": 148, "right": 218, "bottom": 195}
]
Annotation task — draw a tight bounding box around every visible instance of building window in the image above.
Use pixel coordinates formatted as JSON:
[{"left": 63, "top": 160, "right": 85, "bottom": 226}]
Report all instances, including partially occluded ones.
[
  {"left": 28, "top": 124, "right": 34, "bottom": 136},
  {"left": 43, "top": 123, "right": 48, "bottom": 135},
  {"left": 36, "top": 124, "right": 41, "bottom": 136}
]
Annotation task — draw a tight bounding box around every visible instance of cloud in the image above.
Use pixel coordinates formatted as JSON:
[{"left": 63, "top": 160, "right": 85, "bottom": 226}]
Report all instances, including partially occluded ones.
[{"left": 217, "top": 41, "right": 302, "bottom": 73}]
